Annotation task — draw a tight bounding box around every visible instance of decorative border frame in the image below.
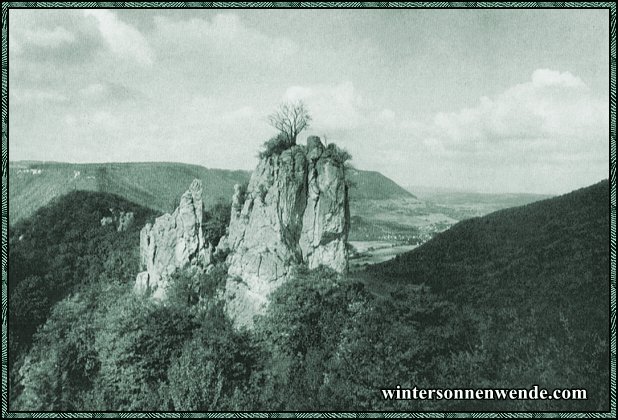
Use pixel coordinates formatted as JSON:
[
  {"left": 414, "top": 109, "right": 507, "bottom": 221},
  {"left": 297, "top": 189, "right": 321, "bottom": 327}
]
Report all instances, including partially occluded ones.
[{"left": 0, "top": 2, "right": 615, "bottom": 418}]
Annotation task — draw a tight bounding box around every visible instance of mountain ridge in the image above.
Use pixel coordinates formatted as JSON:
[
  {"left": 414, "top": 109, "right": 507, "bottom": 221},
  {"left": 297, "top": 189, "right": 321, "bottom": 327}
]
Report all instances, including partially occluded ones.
[{"left": 8, "top": 160, "right": 415, "bottom": 224}]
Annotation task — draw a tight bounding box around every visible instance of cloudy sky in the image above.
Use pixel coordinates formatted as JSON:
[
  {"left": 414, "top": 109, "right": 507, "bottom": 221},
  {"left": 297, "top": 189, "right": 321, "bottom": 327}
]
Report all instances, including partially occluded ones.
[{"left": 9, "top": 8, "right": 609, "bottom": 194}]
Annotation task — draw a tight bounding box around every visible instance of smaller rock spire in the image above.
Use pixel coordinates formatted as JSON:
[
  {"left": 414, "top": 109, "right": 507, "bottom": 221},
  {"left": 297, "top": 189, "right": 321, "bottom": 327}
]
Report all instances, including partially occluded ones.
[{"left": 134, "top": 179, "right": 207, "bottom": 299}]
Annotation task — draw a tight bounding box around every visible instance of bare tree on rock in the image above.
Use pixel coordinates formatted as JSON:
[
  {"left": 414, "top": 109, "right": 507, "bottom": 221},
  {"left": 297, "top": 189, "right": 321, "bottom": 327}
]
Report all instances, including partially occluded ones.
[{"left": 267, "top": 100, "right": 312, "bottom": 146}]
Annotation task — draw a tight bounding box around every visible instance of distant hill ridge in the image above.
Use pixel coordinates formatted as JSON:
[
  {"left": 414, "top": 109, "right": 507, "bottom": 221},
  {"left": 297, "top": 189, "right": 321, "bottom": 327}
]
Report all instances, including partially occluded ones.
[
  {"left": 9, "top": 161, "right": 249, "bottom": 224},
  {"left": 8, "top": 161, "right": 414, "bottom": 224},
  {"left": 347, "top": 168, "right": 417, "bottom": 200}
]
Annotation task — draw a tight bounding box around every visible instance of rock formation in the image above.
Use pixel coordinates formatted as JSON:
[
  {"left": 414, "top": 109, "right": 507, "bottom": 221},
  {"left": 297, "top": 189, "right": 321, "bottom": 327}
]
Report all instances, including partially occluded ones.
[
  {"left": 117, "top": 211, "right": 135, "bottom": 232},
  {"left": 135, "top": 179, "right": 207, "bottom": 299},
  {"left": 100, "top": 210, "right": 135, "bottom": 232},
  {"left": 219, "top": 136, "right": 349, "bottom": 327},
  {"left": 299, "top": 136, "right": 350, "bottom": 273}
]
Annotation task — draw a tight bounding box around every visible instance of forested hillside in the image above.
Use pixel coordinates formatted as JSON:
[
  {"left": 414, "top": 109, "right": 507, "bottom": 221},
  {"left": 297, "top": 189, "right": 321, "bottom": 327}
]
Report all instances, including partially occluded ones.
[
  {"left": 8, "top": 181, "right": 609, "bottom": 411},
  {"left": 360, "top": 180, "right": 610, "bottom": 410},
  {"left": 8, "top": 191, "right": 158, "bottom": 406}
]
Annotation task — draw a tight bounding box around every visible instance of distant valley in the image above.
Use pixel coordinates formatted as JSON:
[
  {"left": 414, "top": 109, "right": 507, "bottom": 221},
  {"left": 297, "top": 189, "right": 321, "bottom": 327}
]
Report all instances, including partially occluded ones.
[{"left": 409, "top": 185, "right": 554, "bottom": 220}]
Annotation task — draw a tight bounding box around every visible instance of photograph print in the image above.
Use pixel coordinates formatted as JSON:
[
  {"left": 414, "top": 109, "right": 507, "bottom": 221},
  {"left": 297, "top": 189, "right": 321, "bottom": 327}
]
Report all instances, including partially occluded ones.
[{"left": 3, "top": 3, "right": 615, "bottom": 416}]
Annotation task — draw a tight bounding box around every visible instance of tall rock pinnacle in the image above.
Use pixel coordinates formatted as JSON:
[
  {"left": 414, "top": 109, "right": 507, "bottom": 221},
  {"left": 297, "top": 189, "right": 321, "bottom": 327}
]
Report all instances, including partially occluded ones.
[{"left": 218, "top": 136, "right": 349, "bottom": 327}]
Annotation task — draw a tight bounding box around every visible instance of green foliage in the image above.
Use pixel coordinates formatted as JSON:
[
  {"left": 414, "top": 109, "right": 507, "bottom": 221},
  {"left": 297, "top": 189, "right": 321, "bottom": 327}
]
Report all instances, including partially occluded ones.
[
  {"left": 8, "top": 191, "right": 158, "bottom": 407},
  {"left": 249, "top": 266, "right": 358, "bottom": 410},
  {"left": 167, "top": 338, "right": 225, "bottom": 410},
  {"left": 361, "top": 180, "right": 610, "bottom": 411},
  {"left": 255, "top": 266, "right": 357, "bottom": 355},
  {"left": 93, "top": 293, "right": 197, "bottom": 410},
  {"left": 167, "top": 321, "right": 257, "bottom": 410},
  {"left": 9, "top": 276, "right": 51, "bottom": 355},
  {"left": 13, "top": 275, "right": 260, "bottom": 411},
  {"left": 238, "top": 266, "right": 463, "bottom": 411},
  {"left": 325, "top": 286, "right": 466, "bottom": 411},
  {"left": 203, "top": 199, "right": 231, "bottom": 246},
  {"left": 14, "top": 283, "right": 114, "bottom": 410},
  {"left": 10, "top": 181, "right": 609, "bottom": 411},
  {"left": 258, "top": 133, "right": 292, "bottom": 159},
  {"left": 167, "top": 263, "right": 229, "bottom": 308},
  {"left": 323, "top": 142, "right": 352, "bottom": 166}
]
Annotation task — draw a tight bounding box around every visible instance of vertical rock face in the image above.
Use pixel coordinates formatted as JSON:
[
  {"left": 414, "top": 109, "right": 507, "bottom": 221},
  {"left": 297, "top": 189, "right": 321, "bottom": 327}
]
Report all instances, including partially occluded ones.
[
  {"left": 220, "top": 137, "right": 349, "bottom": 327},
  {"left": 135, "top": 179, "right": 207, "bottom": 299},
  {"left": 299, "top": 136, "right": 349, "bottom": 273}
]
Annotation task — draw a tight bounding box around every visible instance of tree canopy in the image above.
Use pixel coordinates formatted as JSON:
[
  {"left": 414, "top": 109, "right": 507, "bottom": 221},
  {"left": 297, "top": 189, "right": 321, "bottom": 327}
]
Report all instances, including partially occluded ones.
[{"left": 267, "top": 100, "right": 312, "bottom": 145}]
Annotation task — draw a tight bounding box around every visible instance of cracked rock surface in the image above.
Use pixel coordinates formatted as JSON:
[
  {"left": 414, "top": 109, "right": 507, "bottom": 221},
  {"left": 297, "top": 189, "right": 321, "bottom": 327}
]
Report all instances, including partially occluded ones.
[
  {"left": 135, "top": 179, "right": 207, "bottom": 300},
  {"left": 219, "top": 136, "right": 349, "bottom": 327}
]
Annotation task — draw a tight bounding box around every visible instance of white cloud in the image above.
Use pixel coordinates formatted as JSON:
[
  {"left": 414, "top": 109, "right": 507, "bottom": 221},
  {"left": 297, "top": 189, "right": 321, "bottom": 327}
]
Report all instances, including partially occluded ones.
[
  {"left": 376, "top": 108, "right": 396, "bottom": 125},
  {"left": 531, "top": 69, "right": 585, "bottom": 88},
  {"left": 352, "top": 69, "right": 609, "bottom": 193},
  {"left": 78, "top": 83, "right": 107, "bottom": 99},
  {"left": 284, "top": 82, "right": 375, "bottom": 132},
  {"left": 152, "top": 13, "right": 297, "bottom": 64},
  {"left": 423, "top": 69, "right": 606, "bottom": 159},
  {"left": 9, "top": 17, "right": 75, "bottom": 51},
  {"left": 11, "top": 89, "right": 68, "bottom": 103},
  {"left": 9, "top": 11, "right": 75, "bottom": 54},
  {"left": 22, "top": 26, "right": 75, "bottom": 47},
  {"left": 9, "top": 35, "right": 22, "bottom": 54},
  {"left": 182, "top": 96, "right": 259, "bottom": 128},
  {"left": 84, "top": 10, "right": 153, "bottom": 65},
  {"left": 76, "top": 81, "right": 145, "bottom": 105},
  {"left": 65, "top": 110, "right": 111, "bottom": 125}
]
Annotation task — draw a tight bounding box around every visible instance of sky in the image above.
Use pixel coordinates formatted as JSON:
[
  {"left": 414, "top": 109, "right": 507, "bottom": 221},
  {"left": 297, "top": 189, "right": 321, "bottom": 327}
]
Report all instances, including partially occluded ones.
[{"left": 8, "top": 8, "right": 610, "bottom": 194}]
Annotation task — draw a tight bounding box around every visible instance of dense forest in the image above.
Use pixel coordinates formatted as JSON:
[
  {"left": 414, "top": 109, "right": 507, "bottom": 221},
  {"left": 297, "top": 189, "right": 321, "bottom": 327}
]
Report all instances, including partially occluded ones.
[
  {"left": 360, "top": 180, "right": 610, "bottom": 410},
  {"left": 7, "top": 181, "right": 610, "bottom": 411}
]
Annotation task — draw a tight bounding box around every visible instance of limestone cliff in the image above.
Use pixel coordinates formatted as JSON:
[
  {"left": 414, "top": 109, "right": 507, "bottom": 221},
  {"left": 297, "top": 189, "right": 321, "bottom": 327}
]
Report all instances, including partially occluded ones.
[
  {"left": 220, "top": 136, "right": 349, "bottom": 327},
  {"left": 135, "top": 179, "right": 207, "bottom": 299},
  {"left": 299, "top": 136, "right": 350, "bottom": 273}
]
